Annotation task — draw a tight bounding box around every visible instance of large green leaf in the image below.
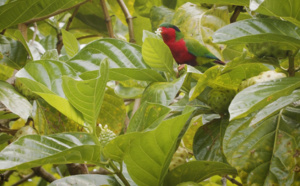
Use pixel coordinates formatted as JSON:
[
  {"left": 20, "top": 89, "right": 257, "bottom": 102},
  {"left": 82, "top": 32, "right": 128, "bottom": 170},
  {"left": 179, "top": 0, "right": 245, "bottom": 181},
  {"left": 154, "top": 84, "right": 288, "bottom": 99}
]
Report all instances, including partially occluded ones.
[
  {"left": 172, "top": 3, "right": 230, "bottom": 60},
  {"left": 134, "top": 0, "right": 161, "bottom": 17},
  {"left": 62, "top": 59, "right": 109, "bottom": 133},
  {"left": 223, "top": 105, "right": 300, "bottom": 185},
  {"left": 49, "top": 175, "right": 120, "bottom": 186},
  {"left": 229, "top": 77, "right": 300, "bottom": 120},
  {"left": 67, "top": 39, "right": 148, "bottom": 73},
  {"left": 213, "top": 18, "right": 300, "bottom": 49},
  {"left": 193, "top": 118, "right": 228, "bottom": 163},
  {"left": 124, "top": 110, "right": 194, "bottom": 186},
  {"left": 0, "top": 0, "right": 88, "bottom": 30},
  {"left": 0, "top": 133, "right": 101, "bottom": 170},
  {"left": 0, "top": 81, "right": 32, "bottom": 120},
  {"left": 0, "top": 64, "right": 14, "bottom": 81},
  {"left": 141, "top": 74, "right": 186, "bottom": 106},
  {"left": 142, "top": 38, "right": 174, "bottom": 74},
  {"left": 250, "top": 0, "right": 300, "bottom": 28},
  {"left": 15, "top": 60, "right": 85, "bottom": 126},
  {"left": 0, "top": 35, "right": 28, "bottom": 69},
  {"left": 127, "top": 102, "right": 171, "bottom": 132},
  {"left": 98, "top": 88, "right": 126, "bottom": 135},
  {"left": 164, "top": 161, "right": 237, "bottom": 185}
]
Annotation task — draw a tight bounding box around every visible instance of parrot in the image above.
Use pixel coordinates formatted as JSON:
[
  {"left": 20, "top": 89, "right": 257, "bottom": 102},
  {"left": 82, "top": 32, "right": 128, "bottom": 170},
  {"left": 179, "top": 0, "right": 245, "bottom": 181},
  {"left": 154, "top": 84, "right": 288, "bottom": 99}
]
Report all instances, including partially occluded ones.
[{"left": 155, "top": 23, "right": 225, "bottom": 69}]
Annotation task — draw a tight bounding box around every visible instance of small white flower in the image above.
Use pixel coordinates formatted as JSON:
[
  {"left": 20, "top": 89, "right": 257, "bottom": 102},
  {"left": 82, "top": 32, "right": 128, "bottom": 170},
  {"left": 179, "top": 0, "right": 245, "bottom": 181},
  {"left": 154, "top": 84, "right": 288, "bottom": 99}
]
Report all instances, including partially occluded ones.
[{"left": 155, "top": 28, "right": 162, "bottom": 35}]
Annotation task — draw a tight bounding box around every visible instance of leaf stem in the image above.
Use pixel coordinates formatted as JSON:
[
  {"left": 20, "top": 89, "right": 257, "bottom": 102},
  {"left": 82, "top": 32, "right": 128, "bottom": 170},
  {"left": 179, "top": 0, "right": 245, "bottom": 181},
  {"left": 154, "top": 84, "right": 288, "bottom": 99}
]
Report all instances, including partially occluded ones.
[
  {"left": 116, "top": 0, "right": 135, "bottom": 43},
  {"left": 109, "top": 161, "right": 130, "bottom": 186},
  {"left": 100, "top": 0, "right": 115, "bottom": 38}
]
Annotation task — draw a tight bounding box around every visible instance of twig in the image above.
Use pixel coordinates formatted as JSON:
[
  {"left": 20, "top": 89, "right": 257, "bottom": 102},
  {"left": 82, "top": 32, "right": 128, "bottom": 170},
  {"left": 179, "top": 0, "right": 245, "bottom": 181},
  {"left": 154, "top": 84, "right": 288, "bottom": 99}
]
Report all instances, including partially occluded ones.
[
  {"left": 24, "top": 0, "right": 90, "bottom": 25},
  {"left": 0, "top": 170, "right": 14, "bottom": 184},
  {"left": 56, "top": 32, "right": 63, "bottom": 54},
  {"left": 90, "top": 167, "right": 112, "bottom": 175},
  {"left": 31, "top": 167, "right": 56, "bottom": 183},
  {"left": 130, "top": 98, "right": 141, "bottom": 118},
  {"left": 65, "top": 6, "right": 80, "bottom": 31},
  {"left": 100, "top": 0, "right": 115, "bottom": 38},
  {"left": 230, "top": 6, "right": 243, "bottom": 23},
  {"left": 225, "top": 175, "right": 242, "bottom": 186},
  {"left": 0, "top": 29, "right": 6, "bottom": 35},
  {"left": 11, "top": 172, "right": 35, "bottom": 186},
  {"left": 221, "top": 176, "right": 227, "bottom": 186},
  {"left": 116, "top": 0, "right": 135, "bottom": 43},
  {"left": 67, "top": 163, "right": 89, "bottom": 175}
]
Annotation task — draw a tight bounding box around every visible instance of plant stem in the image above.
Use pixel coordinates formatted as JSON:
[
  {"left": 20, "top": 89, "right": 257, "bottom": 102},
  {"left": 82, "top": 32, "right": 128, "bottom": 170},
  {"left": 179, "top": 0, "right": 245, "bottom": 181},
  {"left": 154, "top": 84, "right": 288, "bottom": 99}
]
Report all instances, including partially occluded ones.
[
  {"left": 109, "top": 161, "right": 130, "bottom": 186},
  {"left": 65, "top": 6, "right": 80, "bottom": 31},
  {"left": 116, "top": 0, "right": 135, "bottom": 43},
  {"left": 18, "top": 23, "right": 28, "bottom": 41},
  {"left": 288, "top": 50, "right": 298, "bottom": 77},
  {"left": 100, "top": 0, "right": 115, "bottom": 38},
  {"left": 230, "top": 6, "right": 243, "bottom": 23},
  {"left": 11, "top": 172, "right": 35, "bottom": 186},
  {"left": 31, "top": 166, "right": 56, "bottom": 183}
]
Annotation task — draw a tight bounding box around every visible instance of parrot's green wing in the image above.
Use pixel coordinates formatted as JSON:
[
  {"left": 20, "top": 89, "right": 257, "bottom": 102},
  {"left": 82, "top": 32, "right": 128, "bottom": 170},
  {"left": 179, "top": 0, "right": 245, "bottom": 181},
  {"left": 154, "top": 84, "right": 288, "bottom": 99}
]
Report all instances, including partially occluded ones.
[{"left": 184, "top": 38, "right": 218, "bottom": 60}]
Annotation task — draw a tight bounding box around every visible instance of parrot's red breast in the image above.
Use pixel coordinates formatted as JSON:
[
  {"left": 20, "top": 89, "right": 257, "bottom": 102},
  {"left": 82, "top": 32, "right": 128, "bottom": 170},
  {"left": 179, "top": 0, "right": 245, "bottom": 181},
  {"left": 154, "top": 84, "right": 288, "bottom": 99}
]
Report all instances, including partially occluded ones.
[{"left": 160, "top": 27, "right": 197, "bottom": 66}]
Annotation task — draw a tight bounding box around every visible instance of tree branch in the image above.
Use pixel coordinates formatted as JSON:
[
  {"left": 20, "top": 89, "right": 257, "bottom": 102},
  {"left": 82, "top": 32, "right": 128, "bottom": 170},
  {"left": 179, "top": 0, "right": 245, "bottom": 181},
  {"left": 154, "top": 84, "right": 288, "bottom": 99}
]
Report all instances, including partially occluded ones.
[
  {"left": 230, "top": 6, "right": 243, "bottom": 23},
  {"left": 32, "top": 167, "right": 56, "bottom": 183},
  {"left": 288, "top": 50, "right": 298, "bottom": 77},
  {"left": 24, "top": 0, "right": 90, "bottom": 25},
  {"left": 100, "top": 0, "right": 115, "bottom": 38},
  {"left": 116, "top": 0, "right": 135, "bottom": 43},
  {"left": 65, "top": 6, "right": 80, "bottom": 31},
  {"left": 225, "top": 175, "right": 242, "bottom": 186},
  {"left": 11, "top": 172, "right": 35, "bottom": 186},
  {"left": 0, "top": 170, "right": 14, "bottom": 184}
]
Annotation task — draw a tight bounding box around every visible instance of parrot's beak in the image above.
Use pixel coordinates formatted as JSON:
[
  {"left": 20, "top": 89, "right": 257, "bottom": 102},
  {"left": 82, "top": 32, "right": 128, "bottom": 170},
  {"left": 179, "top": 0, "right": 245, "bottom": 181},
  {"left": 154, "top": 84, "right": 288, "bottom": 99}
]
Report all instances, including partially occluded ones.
[{"left": 155, "top": 27, "right": 162, "bottom": 35}]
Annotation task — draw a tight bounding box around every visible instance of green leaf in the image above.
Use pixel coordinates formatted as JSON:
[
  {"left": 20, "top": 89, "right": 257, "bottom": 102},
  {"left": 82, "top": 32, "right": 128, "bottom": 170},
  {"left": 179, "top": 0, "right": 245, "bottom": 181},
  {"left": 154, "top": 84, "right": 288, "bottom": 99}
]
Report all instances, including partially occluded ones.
[
  {"left": 0, "top": 35, "right": 28, "bottom": 69},
  {"left": 0, "top": 133, "right": 100, "bottom": 170},
  {"left": 193, "top": 118, "right": 229, "bottom": 163},
  {"left": 164, "top": 161, "right": 237, "bottom": 185},
  {"left": 124, "top": 110, "right": 194, "bottom": 186},
  {"left": 98, "top": 88, "right": 126, "bottom": 135},
  {"left": 40, "top": 49, "right": 59, "bottom": 60},
  {"left": 62, "top": 59, "right": 109, "bottom": 133},
  {"left": 32, "top": 99, "right": 83, "bottom": 135},
  {"left": 0, "top": 64, "right": 14, "bottom": 81},
  {"left": 194, "top": 0, "right": 248, "bottom": 6},
  {"left": 172, "top": 3, "right": 230, "bottom": 60},
  {"left": 61, "top": 29, "right": 79, "bottom": 58},
  {"left": 0, "top": 133, "right": 12, "bottom": 145},
  {"left": 49, "top": 174, "right": 120, "bottom": 186},
  {"left": 127, "top": 102, "right": 171, "bottom": 132},
  {"left": 134, "top": 0, "right": 161, "bottom": 17},
  {"left": 15, "top": 60, "right": 85, "bottom": 126},
  {"left": 229, "top": 77, "right": 300, "bottom": 120},
  {"left": 250, "top": 0, "right": 300, "bottom": 28},
  {"left": 13, "top": 30, "right": 34, "bottom": 60},
  {"left": 114, "top": 82, "right": 144, "bottom": 99},
  {"left": 249, "top": 90, "right": 300, "bottom": 126},
  {"left": 213, "top": 18, "right": 300, "bottom": 49},
  {"left": 67, "top": 38, "right": 148, "bottom": 73},
  {"left": 0, "top": 81, "right": 32, "bottom": 120},
  {"left": 0, "top": 0, "right": 88, "bottom": 30},
  {"left": 142, "top": 38, "right": 174, "bottom": 74},
  {"left": 141, "top": 74, "right": 186, "bottom": 106},
  {"left": 223, "top": 106, "right": 300, "bottom": 185},
  {"left": 149, "top": 6, "right": 175, "bottom": 31}
]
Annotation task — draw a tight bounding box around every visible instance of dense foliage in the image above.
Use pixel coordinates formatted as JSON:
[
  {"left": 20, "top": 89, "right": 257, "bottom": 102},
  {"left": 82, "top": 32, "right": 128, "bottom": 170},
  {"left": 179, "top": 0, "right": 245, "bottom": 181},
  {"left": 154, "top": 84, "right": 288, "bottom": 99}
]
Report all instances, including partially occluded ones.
[{"left": 0, "top": 0, "right": 299, "bottom": 185}]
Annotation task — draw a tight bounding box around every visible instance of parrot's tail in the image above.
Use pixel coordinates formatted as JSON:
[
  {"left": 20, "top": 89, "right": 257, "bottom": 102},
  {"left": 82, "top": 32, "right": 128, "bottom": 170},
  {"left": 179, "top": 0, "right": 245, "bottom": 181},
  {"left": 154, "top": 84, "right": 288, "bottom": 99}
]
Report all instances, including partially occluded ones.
[{"left": 213, "top": 60, "right": 225, "bottom": 65}]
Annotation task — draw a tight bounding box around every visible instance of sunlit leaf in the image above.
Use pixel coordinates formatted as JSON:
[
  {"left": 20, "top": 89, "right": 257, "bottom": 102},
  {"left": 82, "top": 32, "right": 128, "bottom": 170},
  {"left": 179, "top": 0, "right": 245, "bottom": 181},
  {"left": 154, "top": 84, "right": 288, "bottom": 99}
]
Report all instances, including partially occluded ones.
[{"left": 61, "top": 29, "right": 79, "bottom": 58}]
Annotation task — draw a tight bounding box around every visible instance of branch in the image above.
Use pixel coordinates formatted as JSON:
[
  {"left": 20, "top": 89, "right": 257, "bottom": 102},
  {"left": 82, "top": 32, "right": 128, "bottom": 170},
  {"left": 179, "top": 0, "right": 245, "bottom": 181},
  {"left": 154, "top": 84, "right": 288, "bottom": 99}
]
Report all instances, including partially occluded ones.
[
  {"left": 0, "top": 170, "right": 14, "bottom": 184},
  {"left": 225, "top": 175, "right": 242, "bottom": 186},
  {"left": 287, "top": 50, "right": 298, "bottom": 77},
  {"left": 65, "top": 6, "right": 80, "bottom": 31},
  {"left": 90, "top": 167, "right": 112, "bottom": 175},
  {"left": 18, "top": 23, "right": 28, "bottom": 41},
  {"left": 24, "top": 0, "right": 90, "bottom": 25},
  {"left": 100, "top": 0, "right": 115, "bottom": 38},
  {"left": 30, "top": 22, "right": 38, "bottom": 45},
  {"left": 67, "top": 163, "right": 89, "bottom": 175},
  {"left": 230, "top": 6, "right": 243, "bottom": 23},
  {"left": 0, "top": 29, "right": 6, "bottom": 35},
  {"left": 116, "top": 0, "right": 135, "bottom": 43},
  {"left": 31, "top": 167, "right": 56, "bottom": 183},
  {"left": 11, "top": 172, "right": 35, "bottom": 186}
]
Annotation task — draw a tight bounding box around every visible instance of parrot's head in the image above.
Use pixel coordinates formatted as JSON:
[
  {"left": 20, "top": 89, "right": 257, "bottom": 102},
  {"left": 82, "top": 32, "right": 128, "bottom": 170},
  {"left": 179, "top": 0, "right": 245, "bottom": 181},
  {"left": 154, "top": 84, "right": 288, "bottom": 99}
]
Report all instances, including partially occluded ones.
[{"left": 155, "top": 23, "right": 183, "bottom": 42}]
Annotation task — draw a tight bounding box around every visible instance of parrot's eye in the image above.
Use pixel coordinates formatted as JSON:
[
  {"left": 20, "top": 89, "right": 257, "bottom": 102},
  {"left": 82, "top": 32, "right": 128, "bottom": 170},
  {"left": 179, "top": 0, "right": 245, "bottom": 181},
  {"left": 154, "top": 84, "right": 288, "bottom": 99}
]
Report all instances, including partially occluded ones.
[{"left": 155, "top": 27, "right": 162, "bottom": 35}]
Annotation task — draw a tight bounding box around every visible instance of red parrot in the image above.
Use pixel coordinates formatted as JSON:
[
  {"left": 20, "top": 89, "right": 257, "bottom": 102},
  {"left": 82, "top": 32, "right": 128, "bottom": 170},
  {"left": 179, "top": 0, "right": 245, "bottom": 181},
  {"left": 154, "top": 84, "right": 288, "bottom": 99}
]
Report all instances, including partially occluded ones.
[{"left": 156, "top": 23, "right": 225, "bottom": 68}]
